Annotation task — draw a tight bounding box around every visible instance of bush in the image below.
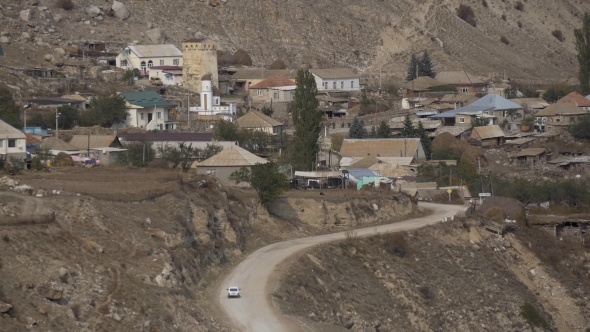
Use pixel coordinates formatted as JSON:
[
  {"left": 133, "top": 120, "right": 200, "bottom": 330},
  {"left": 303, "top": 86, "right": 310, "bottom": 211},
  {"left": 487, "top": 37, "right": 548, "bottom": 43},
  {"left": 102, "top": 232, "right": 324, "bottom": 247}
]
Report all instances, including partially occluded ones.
[
  {"left": 482, "top": 0, "right": 488, "bottom": 8},
  {"left": 457, "top": 5, "right": 477, "bottom": 26},
  {"left": 430, "top": 85, "right": 458, "bottom": 92},
  {"left": 382, "top": 232, "right": 409, "bottom": 257},
  {"left": 520, "top": 303, "right": 549, "bottom": 330},
  {"left": 514, "top": 1, "right": 524, "bottom": 11},
  {"left": 552, "top": 30, "right": 565, "bottom": 42},
  {"left": 233, "top": 49, "right": 252, "bottom": 66},
  {"left": 57, "top": 0, "right": 74, "bottom": 10},
  {"left": 501, "top": 14, "right": 507, "bottom": 21},
  {"left": 269, "top": 59, "right": 286, "bottom": 70},
  {"left": 517, "top": 21, "right": 523, "bottom": 28},
  {"left": 500, "top": 36, "right": 510, "bottom": 45}
]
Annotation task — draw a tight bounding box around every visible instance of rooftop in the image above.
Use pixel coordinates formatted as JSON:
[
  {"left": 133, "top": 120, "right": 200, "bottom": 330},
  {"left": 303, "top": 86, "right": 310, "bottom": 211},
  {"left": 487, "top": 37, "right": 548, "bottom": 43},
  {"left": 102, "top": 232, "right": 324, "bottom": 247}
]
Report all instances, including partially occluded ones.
[
  {"left": 119, "top": 91, "right": 177, "bottom": 108},
  {"left": 68, "top": 135, "right": 120, "bottom": 150},
  {"left": 126, "top": 44, "right": 183, "bottom": 58},
  {"left": 0, "top": 119, "right": 26, "bottom": 139},
  {"left": 429, "top": 105, "right": 493, "bottom": 118},
  {"left": 470, "top": 94, "right": 522, "bottom": 111},
  {"left": 310, "top": 68, "right": 358, "bottom": 79},
  {"left": 40, "top": 137, "right": 79, "bottom": 151},
  {"left": 340, "top": 138, "right": 422, "bottom": 158},
  {"left": 250, "top": 76, "right": 296, "bottom": 89},
  {"left": 472, "top": 125, "right": 505, "bottom": 139},
  {"left": 534, "top": 103, "right": 587, "bottom": 117},
  {"left": 27, "top": 97, "right": 84, "bottom": 105},
  {"left": 556, "top": 92, "right": 590, "bottom": 107},
  {"left": 119, "top": 132, "right": 214, "bottom": 142},
  {"left": 232, "top": 69, "right": 297, "bottom": 80},
  {"left": 235, "top": 110, "right": 283, "bottom": 128},
  {"left": 509, "top": 98, "right": 549, "bottom": 109},
  {"left": 435, "top": 70, "right": 485, "bottom": 85},
  {"left": 515, "top": 148, "right": 547, "bottom": 157},
  {"left": 198, "top": 145, "right": 268, "bottom": 167},
  {"left": 403, "top": 76, "right": 445, "bottom": 91}
]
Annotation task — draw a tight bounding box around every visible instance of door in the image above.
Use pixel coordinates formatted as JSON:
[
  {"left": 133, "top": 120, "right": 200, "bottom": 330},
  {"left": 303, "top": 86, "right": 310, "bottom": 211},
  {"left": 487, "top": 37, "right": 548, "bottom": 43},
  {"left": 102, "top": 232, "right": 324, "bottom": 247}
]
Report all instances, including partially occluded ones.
[{"left": 147, "top": 113, "right": 153, "bottom": 124}]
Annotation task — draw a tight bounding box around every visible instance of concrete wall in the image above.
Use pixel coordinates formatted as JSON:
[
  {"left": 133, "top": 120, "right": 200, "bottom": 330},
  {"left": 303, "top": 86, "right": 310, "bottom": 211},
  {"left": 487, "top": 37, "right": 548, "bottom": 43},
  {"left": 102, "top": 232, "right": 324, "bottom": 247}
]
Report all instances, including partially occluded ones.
[
  {"left": 249, "top": 89, "right": 295, "bottom": 103},
  {"left": 196, "top": 166, "right": 245, "bottom": 182},
  {"left": 182, "top": 39, "right": 218, "bottom": 94},
  {"left": 314, "top": 75, "right": 360, "bottom": 92},
  {"left": 0, "top": 137, "right": 27, "bottom": 160},
  {"left": 116, "top": 51, "right": 182, "bottom": 71}
]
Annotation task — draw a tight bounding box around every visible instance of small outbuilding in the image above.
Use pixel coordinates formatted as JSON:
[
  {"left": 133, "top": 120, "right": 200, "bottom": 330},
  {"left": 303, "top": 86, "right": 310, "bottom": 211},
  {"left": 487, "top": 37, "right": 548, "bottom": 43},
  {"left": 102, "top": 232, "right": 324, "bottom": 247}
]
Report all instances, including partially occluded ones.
[
  {"left": 468, "top": 125, "right": 505, "bottom": 147},
  {"left": 196, "top": 145, "right": 268, "bottom": 182},
  {"left": 515, "top": 148, "right": 548, "bottom": 163}
]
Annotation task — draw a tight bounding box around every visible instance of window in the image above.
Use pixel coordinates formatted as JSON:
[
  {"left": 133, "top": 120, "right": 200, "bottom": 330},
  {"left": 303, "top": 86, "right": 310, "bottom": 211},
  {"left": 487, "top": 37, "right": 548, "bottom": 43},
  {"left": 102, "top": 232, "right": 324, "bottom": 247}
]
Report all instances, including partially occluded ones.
[
  {"left": 160, "top": 60, "right": 164, "bottom": 66},
  {"left": 333, "top": 82, "right": 336, "bottom": 89},
  {"left": 206, "top": 169, "right": 216, "bottom": 175},
  {"left": 173, "top": 59, "right": 179, "bottom": 66},
  {"left": 257, "top": 89, "right": 263, "bottom": 96},
  {"left": 341, "top": 81, "right": 344, "bottom": 89},
  {"left": 291, "top": 92, "right": 295, "bottom": 99},
  {"left": 147, "top": 60, "right": 153, "bottom": 67},
  {"left": 140, "top": 113, "right": 144, "bottom": 120},
  {"left": 140, "top": 61, "right": 146, "bottom": 70},
  {"left": 8, "top": 140, "right": 16, "bottom": 148},
  {"left": 556, "top": 118, "right": 560, "bottom": 122},
  {"left": 120, "top": 60, "right": 127, "bottom": 67},
  {"left": 323, "top": 82, "right": 327, "bottom": 89},
  {"left": 483, "top": 111, "right": 489, "bottom": 115},
  {"left": 351, "top": 81, "right": 354, "bottom": 88},
  {"left": 273, "top": 92, "right": 279, "bottom": 99},
  {"left": 0, "top": 140, "right": 3, "bottom": 148},
  {"left": 459, "top": 117, "right": 465, "bottom": 123},
  {"left": 125, "top": 49, "right": 131, "bottom": 55},
  {"left": 503, "top": 111, "right": 508, "bottom": 118},
  {"left": 157, "top": 112, "right": 162, "bottom": 119},
  {"left": 570, "top": 117, "right": 575, "bottom": 123},
  {"left": 460, "top": 88, "right": 468, "bottom": 93}
]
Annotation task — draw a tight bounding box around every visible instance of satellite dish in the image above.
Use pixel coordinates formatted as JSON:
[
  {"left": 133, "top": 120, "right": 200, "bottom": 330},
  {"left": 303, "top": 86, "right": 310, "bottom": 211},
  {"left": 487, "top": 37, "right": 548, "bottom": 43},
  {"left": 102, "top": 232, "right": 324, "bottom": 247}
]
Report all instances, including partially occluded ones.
[{"left": 102, "top": 150, "right": 106, "bottom": 154}]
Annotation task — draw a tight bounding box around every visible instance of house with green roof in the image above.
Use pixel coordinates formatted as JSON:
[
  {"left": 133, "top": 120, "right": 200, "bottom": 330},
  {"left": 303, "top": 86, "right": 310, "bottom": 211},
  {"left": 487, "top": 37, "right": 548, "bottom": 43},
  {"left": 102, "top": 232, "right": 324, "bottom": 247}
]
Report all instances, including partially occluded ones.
[{"left": 117, "top": 91, "right": 178, "bottom": 130}]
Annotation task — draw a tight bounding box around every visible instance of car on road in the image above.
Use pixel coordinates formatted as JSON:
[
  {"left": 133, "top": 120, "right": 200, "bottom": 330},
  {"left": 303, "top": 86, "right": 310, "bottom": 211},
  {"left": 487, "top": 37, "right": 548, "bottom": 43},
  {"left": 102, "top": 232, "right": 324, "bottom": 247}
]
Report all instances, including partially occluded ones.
[{"left": 227, "top": 286, "right": 240, "bottom": 298}]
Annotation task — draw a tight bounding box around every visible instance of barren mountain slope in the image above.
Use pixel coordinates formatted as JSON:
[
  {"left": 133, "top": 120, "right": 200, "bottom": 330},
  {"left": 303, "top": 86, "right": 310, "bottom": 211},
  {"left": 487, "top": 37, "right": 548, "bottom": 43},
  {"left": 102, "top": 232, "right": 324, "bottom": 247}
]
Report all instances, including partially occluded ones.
[{"left": 1, "top": 0, "right": 589, "bottom": 84}]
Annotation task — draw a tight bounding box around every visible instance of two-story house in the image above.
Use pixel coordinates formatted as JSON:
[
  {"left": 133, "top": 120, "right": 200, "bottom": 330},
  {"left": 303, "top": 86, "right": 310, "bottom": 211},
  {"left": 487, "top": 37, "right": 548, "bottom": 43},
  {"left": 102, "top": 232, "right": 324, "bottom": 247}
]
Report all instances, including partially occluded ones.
[
  {"left": 249, "top": 76, "right": 296, "bottom": 103},
  {"left": 310, "top": 68, "right": 361, "bottom": 92},
  {"left": 435, "top": 70, "right": 488, "bottom": 93},
  {"left": 117, "top": 91, "right": 178, "bottom": 130},
  {"left": 534, "top": 103, "right": 587, "bottom": 132},
  {"left": 0, "top": 119, "right": 27, "bottom": 161},
  {"left": 556, "top": 92, "right": 590, "bottom": 111},
  {"left": 116, "top": 45, "right": 183, "bottom": 76}
]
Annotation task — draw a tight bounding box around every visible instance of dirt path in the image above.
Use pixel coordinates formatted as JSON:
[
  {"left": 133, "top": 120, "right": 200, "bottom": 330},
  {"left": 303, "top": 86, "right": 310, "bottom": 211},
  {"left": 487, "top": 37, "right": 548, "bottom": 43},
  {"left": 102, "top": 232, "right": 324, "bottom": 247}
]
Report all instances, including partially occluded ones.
[{"left": 215, "top": 203, "right": 467, "bottom": 332}]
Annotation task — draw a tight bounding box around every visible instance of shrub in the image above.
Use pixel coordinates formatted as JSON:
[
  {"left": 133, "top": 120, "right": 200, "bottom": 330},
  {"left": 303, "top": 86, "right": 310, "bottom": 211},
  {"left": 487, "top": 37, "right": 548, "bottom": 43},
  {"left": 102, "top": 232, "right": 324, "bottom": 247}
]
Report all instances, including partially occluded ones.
[
  {"left": 57, "top": 0, "right": 74, "bottom": 10},
  {"left": 517, "top": 21, "right": 523, "bottom": 28},
  {"left": 233, "top": 49, "right": 252, "bottom": 66},
  {"left": 552, "top": 30, "right": 565, "bottom": 42},
  {"left": 382, "top": 232, "right": 409, "bottom": 257},
  {"left": 500, "top": 36, "right": 510, "bottom": 45},
  {"left": 501, "top": 14, "right": 507, "bottom": 21},
  {"left": 515, "top": 1, "right": 524, "bottom": 11},
  {"left": 520, "top": 303, "right": 550, "bottom": 330},
  {"left": 269, "top": 59, "right": 286, "bottom": 70},
  {"left": 457, "top": 5, "right": 477, "bottom": 26},
  {"left": 482, "top": 0, "right": 488, "bottom": 8}
]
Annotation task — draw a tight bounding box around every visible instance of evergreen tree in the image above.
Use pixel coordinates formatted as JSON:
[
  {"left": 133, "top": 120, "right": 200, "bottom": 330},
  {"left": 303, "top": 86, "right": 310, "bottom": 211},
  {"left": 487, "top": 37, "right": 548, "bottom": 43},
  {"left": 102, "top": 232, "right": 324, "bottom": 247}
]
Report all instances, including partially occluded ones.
[
  {"left": 400, "top": 115, "right": 416, "bottom": 138},
  {"left": 370, "top": 125, "right": 377, "bottom": 138},
  {"left": 416, "top": 121, "right": 432, "bottom": 160},
  {"left": 0, "top": 87, "right": 22, "bottom": 129},
  {"left": 348, "top": 117, "right": 368, "bottom": 139},
  {"left": 376, "top": 120, "right": 391, "bottom": 138},
  {"left": 406, "top": 54, "right": 420, "bottom": 81},
  {"left": 419, "top": 51, "right": 437, "bottom": 78},
  {"left": 291, "top": 69, "right": 322, "bottom": 171},
  {"left": 575, "top": 13, "right": 590, "bottom": 95}
]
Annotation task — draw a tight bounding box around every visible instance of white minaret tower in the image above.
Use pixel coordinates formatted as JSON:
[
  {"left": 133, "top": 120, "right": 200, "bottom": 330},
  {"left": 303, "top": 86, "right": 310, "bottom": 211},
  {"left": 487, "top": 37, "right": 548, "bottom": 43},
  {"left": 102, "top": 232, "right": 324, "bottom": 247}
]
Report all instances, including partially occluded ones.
[{"left": 200, "top": 74, "right": 213, "bottom": 112}]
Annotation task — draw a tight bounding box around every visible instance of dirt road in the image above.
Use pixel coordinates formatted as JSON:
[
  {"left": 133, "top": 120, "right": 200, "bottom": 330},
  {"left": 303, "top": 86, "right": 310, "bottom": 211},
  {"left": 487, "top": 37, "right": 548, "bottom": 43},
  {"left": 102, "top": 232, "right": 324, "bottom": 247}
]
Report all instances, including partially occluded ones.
[{"left": 215, "top": 202, "right": 467, "bottom": 332}]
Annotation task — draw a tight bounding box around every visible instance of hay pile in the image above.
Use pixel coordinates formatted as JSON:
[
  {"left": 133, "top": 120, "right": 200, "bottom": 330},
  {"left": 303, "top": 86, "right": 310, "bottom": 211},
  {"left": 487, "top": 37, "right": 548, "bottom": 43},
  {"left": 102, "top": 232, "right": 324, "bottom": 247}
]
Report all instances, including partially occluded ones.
[
  {"left": 233, "top": 49, "right": 252, "bottom": 66},
  {"left": 432, "top": 132, "right": 457, "bottom": 151},
  {"left": 483, "top": 206, "right": 507, "bottom": 222},
  {"left": 432, "top": 132, "right": 486, "bottom": 165},
  {"left": 269, "top": 59, "right": 286, "bottom": 69},
  {"left": 478, "top": 197, "right": 525, "bottom": 221},
  {"left": 218, "top": 52, "right": 237, "bottom": 66},
  {"left": 53, "top": 152, "right": 74, "bottom": 167}
]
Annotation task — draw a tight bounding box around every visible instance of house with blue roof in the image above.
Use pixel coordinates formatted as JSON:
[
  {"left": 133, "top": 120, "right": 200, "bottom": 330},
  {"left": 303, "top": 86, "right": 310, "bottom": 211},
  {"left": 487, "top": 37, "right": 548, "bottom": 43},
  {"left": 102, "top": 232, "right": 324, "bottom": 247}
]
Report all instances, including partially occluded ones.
[{"left": 117, "top": 91, "right": 178, "bottom": 130}]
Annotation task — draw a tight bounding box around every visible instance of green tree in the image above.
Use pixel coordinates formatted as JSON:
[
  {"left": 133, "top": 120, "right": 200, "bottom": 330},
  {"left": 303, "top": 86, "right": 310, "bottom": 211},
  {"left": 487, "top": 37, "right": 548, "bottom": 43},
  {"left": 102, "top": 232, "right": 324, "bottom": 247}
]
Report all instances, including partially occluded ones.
[
  {"left": 575, "top": 13, "right": 590, "bottom": 95},
  {"left": 348, "top": 117, "right": 368, "bottom": 139},
  {"left": 416, "top": 121, "right": 432, "bottom": 160},
  {"left": 432, "top": 147, "right": 460, "bottom": 161},
  {"left": 505, "top": 109, "right": 522, "bottom": 120},
  {"left": 230, "top": 162, "right": 289, "bottom": 203},
  {"left": 406, "top": 54, "right": 420, "bottom": 81},
  {"left": 291, "top": 69, "right": 322, "bottom": 171},
  {"left": 471, "top": 117, "right": 489, "bottom": 127},
  {"left": 569, "top": 115, "right": 590, "bottom": 139},
  {"left": 504, "top": 87, "right": 519, "bottom": 99},
  {"left": 419, "top": 51, "right": 436, "bottom": 78},
  {"left": 213, "top": 119, "right": 241, "bottom": 141},
  {"left": 31, "top": 148, "right": 54, "bottom": 171},
  {"left": 158, "top": 142, "right": 197, "bottom": 172},
  {"left": 400, "top": 115, "right": 416, "bottom": 137},
  {"left": 456, "top": 156, "right": 478, "bottom": 185},
  {"left": 376, "top": 120, "right": 391, "bottom": 138},
  {"left": 260, "top": 106, "right": 273, "bottom": 117},
  {"left": 241, "top": 130, "right": 270, "bottom": 153},
  {"left": 116, "top": 141, "right": 155, "bottom": 167},
  {"left": 57, "top": 105, "right": 80, "bottom": 130},
  {"left": 90, "top": 95, "right": 127, "bottom": 128},
  {"left": 542, "top": 85, "right": 573, "bottom": 103},
  {"left": 0, "top": 87, "right": 22, "bottom": 128}
]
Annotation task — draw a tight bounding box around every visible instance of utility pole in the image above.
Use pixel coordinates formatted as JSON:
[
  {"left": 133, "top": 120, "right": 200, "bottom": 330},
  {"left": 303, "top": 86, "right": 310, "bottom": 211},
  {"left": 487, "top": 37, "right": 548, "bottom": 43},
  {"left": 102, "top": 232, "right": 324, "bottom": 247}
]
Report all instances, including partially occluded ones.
[
  {"left": 55, "top": 108, "right": 59, "bottom": 138},
  {"left": 187, "top": 78, "right": 190, "bottom": 131},
  {"left": 23, "top": 109, "right": 26, "bottom": 133}
]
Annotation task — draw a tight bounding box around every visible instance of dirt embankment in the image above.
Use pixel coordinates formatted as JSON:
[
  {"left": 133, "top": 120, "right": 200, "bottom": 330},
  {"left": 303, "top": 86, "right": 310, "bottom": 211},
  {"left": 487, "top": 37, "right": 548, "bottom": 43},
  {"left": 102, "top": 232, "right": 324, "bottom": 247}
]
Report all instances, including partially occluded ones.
[
  {"left": 0, "top": 168, "right": 416, "bottom": 332},
  {"left": 276, "top": 218, "right": 590, "bottom": 331}
]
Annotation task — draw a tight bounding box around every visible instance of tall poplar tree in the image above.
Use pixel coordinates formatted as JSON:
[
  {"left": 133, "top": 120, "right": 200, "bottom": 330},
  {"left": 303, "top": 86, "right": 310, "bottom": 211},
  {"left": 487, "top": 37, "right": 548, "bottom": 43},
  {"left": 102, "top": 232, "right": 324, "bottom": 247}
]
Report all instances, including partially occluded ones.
[
  {"left": 349, "top": 117, "right": 368, "bottom": 139},
  {"left": 575, "top": 13, "right": 590, "bottom": 95},
  {"left": 291, "top": 69, "right": 322, "bottom": 171},
  {"left": 0, "top": 87, "right": 22, "bottom": 128},
  {"left": 416, "top": 121, "right": 432, "bottom": 160}
]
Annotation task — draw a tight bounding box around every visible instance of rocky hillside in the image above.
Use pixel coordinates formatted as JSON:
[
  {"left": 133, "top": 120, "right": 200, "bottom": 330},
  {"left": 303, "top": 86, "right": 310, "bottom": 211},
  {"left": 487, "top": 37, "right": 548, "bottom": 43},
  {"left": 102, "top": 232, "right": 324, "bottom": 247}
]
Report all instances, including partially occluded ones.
[
  {"left": 1, "top": 0, "right": 589, "bottom": 85},
  {"left": 0, "top": 168, "right": 415, "bottom": 331}
]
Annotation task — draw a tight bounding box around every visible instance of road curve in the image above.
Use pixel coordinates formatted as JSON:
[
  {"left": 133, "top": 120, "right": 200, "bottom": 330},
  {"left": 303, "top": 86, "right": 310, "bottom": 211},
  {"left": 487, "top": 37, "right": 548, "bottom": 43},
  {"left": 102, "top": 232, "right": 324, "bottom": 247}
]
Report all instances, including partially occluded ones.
[{"left": 216, "top": 203, "right": 467, "bottom": 332}]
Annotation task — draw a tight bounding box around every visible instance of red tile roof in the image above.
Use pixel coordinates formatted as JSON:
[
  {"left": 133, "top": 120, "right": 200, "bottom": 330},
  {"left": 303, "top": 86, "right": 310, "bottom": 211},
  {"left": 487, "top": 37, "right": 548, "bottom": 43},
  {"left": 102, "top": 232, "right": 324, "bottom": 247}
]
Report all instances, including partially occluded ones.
[
  {"left": 556, "top": 92, "right": 590, "bottom": 107},
  {"left": 250, "top": 76, "right": 296, "bottom": 89}
]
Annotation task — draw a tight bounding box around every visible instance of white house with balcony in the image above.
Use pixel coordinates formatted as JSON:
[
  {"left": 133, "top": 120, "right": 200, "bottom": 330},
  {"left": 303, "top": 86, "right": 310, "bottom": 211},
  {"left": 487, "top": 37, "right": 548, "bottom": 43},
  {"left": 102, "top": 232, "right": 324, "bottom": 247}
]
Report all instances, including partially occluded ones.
[
  {"left": 0, "top": 119, "right": 27, "bottom": 161},
  {"left": 189, "top": 74, "right": 236, "bottom": 121},
  {"left": 310, "top": 68, "right": 361, "bottom": 92},
  {"left": 116, "top": 45, "right": 183, "bottom": 76},
  {"left": 116, "top": 91, "right": 178, "bottom": 130}
]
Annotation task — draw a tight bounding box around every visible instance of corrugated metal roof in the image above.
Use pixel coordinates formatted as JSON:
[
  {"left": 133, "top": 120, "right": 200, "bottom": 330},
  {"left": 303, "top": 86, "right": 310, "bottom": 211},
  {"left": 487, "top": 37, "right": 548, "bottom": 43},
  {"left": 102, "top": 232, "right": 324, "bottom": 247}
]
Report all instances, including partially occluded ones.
[
  {"left": 369, "top": 163, "right": 415, "bottom": 178},
  {"left": 510, "top": 98, "right": 549, "bottom": 109},
  {"left": 339, "top": 157, "right": 363, "bottom": 167},
  {"left": 294, "top": 171, "right": 341, "bottom": 178},
  {"left": 69, "top": 135, "right": 120, "bottom": 149},
  {"left": 402, "top": 76, "right": 445, "bottom": 91},
  {"left": 376, "top": 157, "right": 418, "bottom": 166},
  {"left": 0, "top": 119, "right": 26, "bottom": 139},
  {"left": 515, "top": 148, "right": 547, "bottom": 157},
  {"left": 232, "top": 69, "right": 297, "bottom": 80},
  {"left": 235, "top": 110, "right": 283, "bottom": 128},
  {"left": 557, "top": 92, "right": 590, "bottom": 107},
  {"left": 119, "top": 91, "right": 177, "bottom": 108},
  {"left": 340, "top": 138, "right": 422, "bottom": 158},
  {"left": 435, "top": 71, "right": 485, "bottom": 85},
  {"left": 250, "top": 76, "right": 296, "bottom": 89},
  {"left": 127, "top": 44, "right": 183, "bottom": 58},
  {"left": 429, "top": 105, "right": 492, "bottom": 118},
  {"left": 310, "top": 68, "right": 358, "bottom": 79},
  {"left": 431, "top": 126, "right": 471, "bottom": 138},
  {"left": 345, "top": 168, "right": 379, "bottom": 178},
  {"left": 534, "top": 103, "right": 587, "bottom": 117},
  {"left": 198, "top": 145, "right": 268, "bottom": 167},
  {"left": 470, "top": 94, "right": 522, "bottom": 111},
  {"left": 472, "top": 125, "right": 505, "bottom": 139},
  {"left": 440, "top": 93, "right": 478, "bottom": 103},
  {"left": 41, "top": 137, "right": 79, "bottom": 151},
  {"left": 119, "top": 132, "right": 214, "bottom": 142},
  {"left": 27, "top": 97, "right": 83, "bottom": 105}
]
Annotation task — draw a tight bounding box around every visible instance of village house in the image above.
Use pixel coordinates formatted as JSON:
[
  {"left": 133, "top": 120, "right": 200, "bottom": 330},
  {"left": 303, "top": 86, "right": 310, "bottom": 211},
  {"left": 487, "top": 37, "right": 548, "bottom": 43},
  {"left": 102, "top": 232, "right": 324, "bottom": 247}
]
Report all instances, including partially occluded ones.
[
  {"left": 533, "top": 103, "right": 587, "bottom": 132},
  {"left": 117, "top": 91, "right": 178, "bottom": 130},
  {"left": 435, "top": 70, "right": 488, "bottom": 93},
  {"left": 340, "top": 138, "right": 427, "bottom": 161},
  {"left": 68, "top": 135, "right": 127, "bottom": 165},
  {"left": 402, "top": 76, "right": 446, "bottom": 95},
  {"left": 195, "top": 145, "right": 268, "bottom": 182},
  {"left": 439, "top": 93, "right": 479, "bottom": 109},
  {"left": 468, "top": 125, "right": 505, "bottom": 147},
  {"left": 429, "top": 105, "right": 493, "bottom": 126},
  {"left": 310, "top": 68, "right": 361, "bottom": 92},
  {"left": 556, "top": 92, "right": 590, "bottom": 111},
  {"left": 317, "top": 93, "right": 350, "bottom": 119},
  {"left": 116, "top": 45, "right": 183, "bottom": 76},
  {"left": 510, "top": 98, "right": 549, "bottom": 112},
  {"left": 189, "top": 74, "right": 236, "bottom": 121},
  {"left": 182, "top": 37, "right": 218, "bottom": 94},
  {"left": 235, "top": 110, "right": 284, "bottom": 136},
  {"left": 249, "top": 76, "right": 296, "bottom": 103},
  {"left": 397, "top": 182, "right": 438, "bottom": 197},
  {"left": 61, "top": 94, "right": 90, "bottom": 110},
  {"left": 514, "top": 148, "right": 548, "bottom": 164},
  {"left": 148, "top": 66, "right": 183, "bottom": 86},
  {"left": 118, "top": 132, "right": 235, "bottom": 158},
  {"left": 40, "top": 137, "right": 80, "bottom": 156},
  {"left": 0, "top": 119, "right": 27, "bottom": 161},
  {"left": 231, "top": 69, "right": 297, "bottom": 92},
  {"left": 467, "top": 94, "right": 524, "bottom": 131}
]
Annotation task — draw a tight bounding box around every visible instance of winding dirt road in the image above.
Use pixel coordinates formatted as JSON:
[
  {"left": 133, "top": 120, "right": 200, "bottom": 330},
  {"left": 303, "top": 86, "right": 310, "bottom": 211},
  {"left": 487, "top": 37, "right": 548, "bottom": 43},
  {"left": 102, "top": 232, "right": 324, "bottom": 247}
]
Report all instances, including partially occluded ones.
[{"left": 216, "top": 203, "right": 467, "bottom": 332}]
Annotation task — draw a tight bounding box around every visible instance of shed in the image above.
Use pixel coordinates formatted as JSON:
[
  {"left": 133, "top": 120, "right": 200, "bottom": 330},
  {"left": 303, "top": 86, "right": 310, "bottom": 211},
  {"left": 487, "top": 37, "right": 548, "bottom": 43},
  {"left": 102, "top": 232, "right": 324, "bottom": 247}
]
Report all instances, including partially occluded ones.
[
  {"left": 515, "top": 148, "right": 547, "bottom": 163},
  {"left": 235, "top": 110, "right": 284, "bottom": 135},
  {"left": 40, "top": 137, "right": 80, "bottom": 155},
  {"left": 69, "top": 135, "right": 123, "bottom": 152},
  {"left": 196, "top": 145, "right": 268, "bottom": 182},
  {"left": 469, "top": 125, "right": 505, "bottom": 146},
  {"left": 89, "top": 147, "right": 128, "bottom": 165}
]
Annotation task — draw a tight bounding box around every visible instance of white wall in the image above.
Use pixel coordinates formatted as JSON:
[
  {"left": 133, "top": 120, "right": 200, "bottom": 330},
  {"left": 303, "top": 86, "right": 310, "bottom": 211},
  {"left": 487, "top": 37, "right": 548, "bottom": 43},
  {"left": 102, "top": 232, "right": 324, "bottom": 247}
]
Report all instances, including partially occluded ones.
[
  {"left": 0, "top": 137, "right": 27, "bottom": 159},
  {"left": 313, "top": 74, "right": 360, "bottom": 91},
  {"left": 116, "top": 50, "right": 183, "bottom": 71},
  {"left": 114, "top": 107, "right": 172, "bottom": 130}
]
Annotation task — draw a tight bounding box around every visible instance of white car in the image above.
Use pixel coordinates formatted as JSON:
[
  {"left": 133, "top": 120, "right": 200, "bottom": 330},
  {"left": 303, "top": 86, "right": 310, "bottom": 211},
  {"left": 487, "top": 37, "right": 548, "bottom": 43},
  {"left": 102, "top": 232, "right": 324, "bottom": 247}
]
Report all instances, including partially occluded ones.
[{"left": 227, "top": 286, "right": 241, "bottom": 298}]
